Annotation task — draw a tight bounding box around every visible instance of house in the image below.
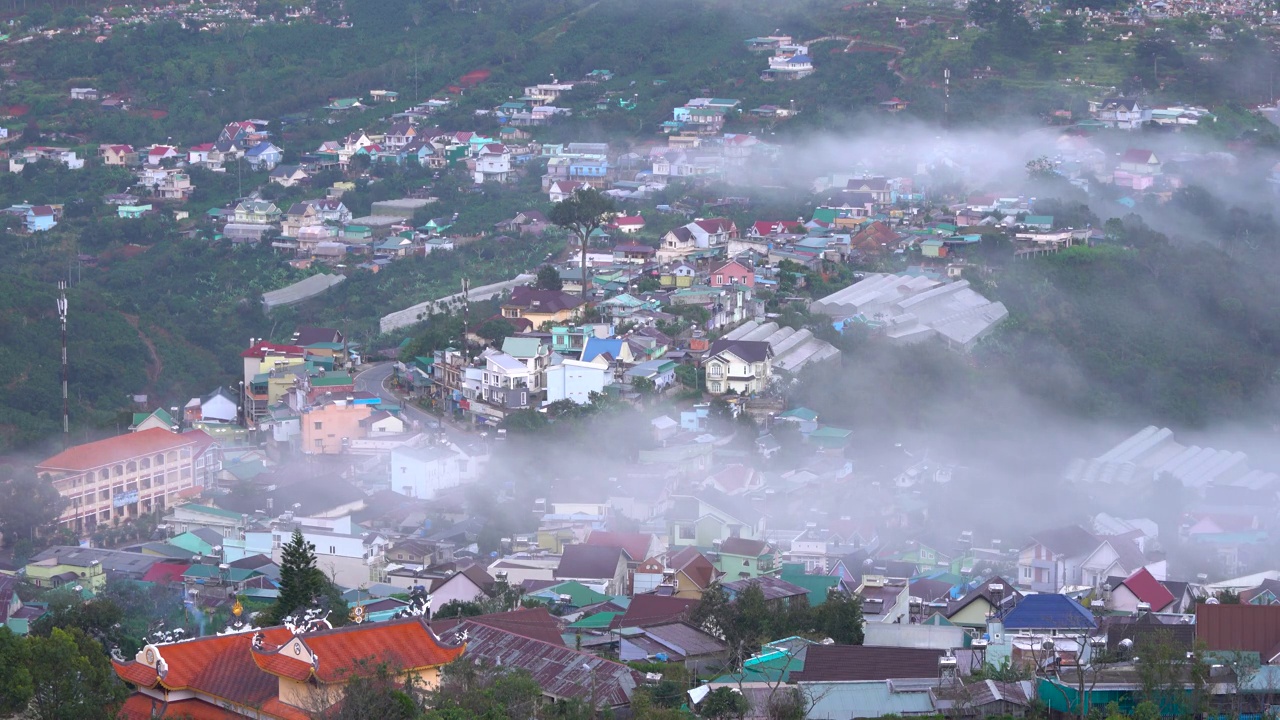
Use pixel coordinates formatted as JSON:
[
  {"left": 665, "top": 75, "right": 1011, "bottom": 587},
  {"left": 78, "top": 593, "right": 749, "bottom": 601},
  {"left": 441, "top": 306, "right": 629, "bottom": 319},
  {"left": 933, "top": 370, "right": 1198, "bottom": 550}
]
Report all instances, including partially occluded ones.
[
  {"left": 619, "top": 622, "right": 727, "bottom": 672},
  {"left": 269, "top": 164, "right": 309, "bottom": 188},
  {"left": 233, "top": 200, "right": 283, "bottom": 225},
  {"left": 383, "top": 121, "right": 418, "bottom": 149},
  {"left": 710, "top": 259, "right": 755, "bottom": 288},
  {"left": 610, "top": 215, "right": 645, "bottom": 234},
  {"left": 244, "top": 141, "right": 283, "bottom": 171},
  {"left": 1089, "top": 96, "right": 1150, "bottom": 130},
  {"left": 111, "top": 617, "right": 465, "bottom": 719},
  {"left": 704, "top": 465, "right": 763, "bottom": 496},
  {"left": 656, "top": 547, "right": 721, "bottom": 599},
  {"left": 388, "top": 445, "right": 473, "bottom": 500},
  {"left": 1001, "top": 593, "right": 1097, "bottom": 634},
  {"left": 668, "top": 491, "right": 766, "bottom": 550},
  {"left": 99, "top": 144, "right": 137, "bottom": 166},
  {"left": 723, "top": 576, "right": 810, "bottom": 609},
  {"left": 502, "top": 287, "right": 584, "bottom": 327},
  {"left": 545, "top": 356, "right": 611, "bottom": 405},
  {"left": 555, "top": 544, "right": 629, "bottom": 594},
  {"left": 36, "top": 428, "right": 203, "bottom": 532},
  {"left": 704, "top": 339, "right": 773, "bottom": 395},
  {"left": 1195, "top": 604, "right": 1280, "bottom": 661},
  {"left": 425, "top": 566, "right": 495, "bottom": 608},
  {"left": 791, "top": 645, "right": 947, "bottom": 682},
  {"left": 130, "top": 408, "right": 179, "bottom": 433},
  {"left": 548, "top": 180, "right": 586, "bottom": 202},
  {"left": 144, "top": 145, "right": 179, "bottom": 166},
  {"left": 0, "top": 575, "right": 42, "bottom": 634},
  {"left": 858, "top": 575, "right": 911, "bottom": 624},
  {"left": 947, "top": 577, "right": 1021, "bottom": 628},
  {"left": 715, "top": 537, "right": 775, "bottom": 580},
  {"left": 1106, "top": 567, "right": 1177, "bottom": 613},
  {"left": 23, "top": 205, "right": 57, "bottom": 232},
  {"left": 299, "top": 399, "right": 374, "bottom": 454},
  {"left": 473, "top": 143, "right": 513, "bottom": 184},
  {"left": 70, "top": 87, "right": 100, "bottom": 101},
  {"left": 1018, "top": 525, "right": 1100, "bottom": 592},
  {"left": 186, "top": 387, "right": 239, "bottom": 424},
  {"left": 657, "top": 218, "right": 738, "bottom": 262},
  {"left": 117, "top": 203, "right": 153, "bottom": 219},
  {"left": 436, "top": 620, "right": 640, "bottom": 709}
]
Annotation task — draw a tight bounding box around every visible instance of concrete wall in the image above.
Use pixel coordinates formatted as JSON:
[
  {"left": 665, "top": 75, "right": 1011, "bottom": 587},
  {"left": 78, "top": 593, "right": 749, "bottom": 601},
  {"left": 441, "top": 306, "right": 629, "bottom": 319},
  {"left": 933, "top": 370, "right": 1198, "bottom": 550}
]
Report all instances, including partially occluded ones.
[{"left": 380, "top": 274, "right": 535, "bottom": 334}]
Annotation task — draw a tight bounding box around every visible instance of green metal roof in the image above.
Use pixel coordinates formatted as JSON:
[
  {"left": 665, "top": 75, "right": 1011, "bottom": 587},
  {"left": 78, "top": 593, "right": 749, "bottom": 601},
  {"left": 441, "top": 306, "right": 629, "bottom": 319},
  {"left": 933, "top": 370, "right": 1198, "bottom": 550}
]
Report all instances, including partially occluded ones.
[
  {"left": 500, "top": 337, "right": 544, "bottom": 359},
  {"left": 311, "top": 375, "right": 355, "bottom": 387},
  {"left": 777, "top": 407, "right": 817, "bottom": 421},
  {"left": 182, "top": 564, "right": 260, "bottom": 582},
  {"left": 533, "top": 581, "right": 609, "bottom": 607},
  {"left": 568, "top": 611, "right": 620, "bottom": 629},
  {"left": 178, "top": 504, "right": 243, "bottom": 520}
]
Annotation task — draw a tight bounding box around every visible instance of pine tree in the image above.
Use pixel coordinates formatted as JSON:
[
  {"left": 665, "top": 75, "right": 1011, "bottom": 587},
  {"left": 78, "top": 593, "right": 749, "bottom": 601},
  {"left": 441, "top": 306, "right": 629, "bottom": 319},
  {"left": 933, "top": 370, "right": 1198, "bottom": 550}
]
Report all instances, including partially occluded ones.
[{"left": 265, "top": 529, "right": 324, "bottom": 626}]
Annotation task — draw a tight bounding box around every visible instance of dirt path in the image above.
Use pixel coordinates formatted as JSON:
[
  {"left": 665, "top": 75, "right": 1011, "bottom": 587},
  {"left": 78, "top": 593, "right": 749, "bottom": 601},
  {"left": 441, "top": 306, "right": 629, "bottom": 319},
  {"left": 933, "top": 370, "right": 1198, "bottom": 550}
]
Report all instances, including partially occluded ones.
[{"left": 123, "top": 314, "right": 163, "bottom": 388}]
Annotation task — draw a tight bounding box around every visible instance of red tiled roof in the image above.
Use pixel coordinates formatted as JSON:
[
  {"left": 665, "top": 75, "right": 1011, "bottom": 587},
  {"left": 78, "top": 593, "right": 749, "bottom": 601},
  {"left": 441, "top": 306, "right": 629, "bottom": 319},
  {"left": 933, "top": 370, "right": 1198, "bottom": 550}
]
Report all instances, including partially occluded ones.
[
  {"left": 112, "top": 627, "right": 292, "bottom": 697},
  {"left": 431, "top": 607, "right": 566, "bottom": 647},
  {"left": 141, "top": 561, "right": 190, "bottom": 584},
  {"left": 1121, "top": 149, "right": 1156, "bottom": 164},
  {"left": 707, "top": 464, "right": 755, "bottom": 493},
  {"left": 585, "top": 530, "right": 654, "bottom": 563},
  {"left": 240, "top": 342, "right": 306, "bottom": 359},
  {"left": 1120, "top": 567, "right": 1175, "bottom": 610},
  {"left": 668, "top": 547, "right": 718, "bottom": 590},
  {"left": 119, "top": 696, "right": 245, "bottom": 720},
  {"left": 693, "top": 218, "right": 734, "bottom": 234},
  {"left": 613, "top": 215, "right": 645, "bottom": 226},
  {"left": 37, "top": 428, "right": 197, "bottom": 472},
  {"left": 611, "top": 594, "right": 697, "bottom": 629},
  {"left": 752, "top": 220, "right": 803, "bottom": 236}
]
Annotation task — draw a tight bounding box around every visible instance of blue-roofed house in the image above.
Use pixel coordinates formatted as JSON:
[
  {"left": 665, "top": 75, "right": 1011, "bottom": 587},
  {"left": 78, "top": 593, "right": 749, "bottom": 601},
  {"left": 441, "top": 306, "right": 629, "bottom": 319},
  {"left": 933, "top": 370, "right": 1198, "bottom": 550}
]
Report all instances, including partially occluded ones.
[
  {"left": 244, "top": 141, "right": 283, "bottom": 171},
  {"left": 1002, "top": 594, "right": 1097, "bottom": 633},
  {"left": 581, "top": 337, "right": 636, "bottom": 364}
]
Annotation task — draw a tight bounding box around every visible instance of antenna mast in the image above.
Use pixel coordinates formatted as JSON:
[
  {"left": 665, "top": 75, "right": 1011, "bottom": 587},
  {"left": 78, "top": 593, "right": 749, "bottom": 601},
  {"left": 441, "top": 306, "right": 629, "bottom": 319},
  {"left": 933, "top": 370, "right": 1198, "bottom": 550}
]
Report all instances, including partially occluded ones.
[{"left": 57, "top": 281, "right": 69, "bottom": 447}]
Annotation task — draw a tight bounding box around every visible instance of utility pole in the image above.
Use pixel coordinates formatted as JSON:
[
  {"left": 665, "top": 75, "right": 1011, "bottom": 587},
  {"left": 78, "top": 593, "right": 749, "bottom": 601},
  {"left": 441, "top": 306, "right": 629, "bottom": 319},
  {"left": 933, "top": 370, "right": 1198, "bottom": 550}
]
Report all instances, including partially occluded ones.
[
  {"left": 944, "top": 67, "right": 950, "bottom": 128},
  {"left": 57, "top": 281, "right": 69, "bottom": 448}
]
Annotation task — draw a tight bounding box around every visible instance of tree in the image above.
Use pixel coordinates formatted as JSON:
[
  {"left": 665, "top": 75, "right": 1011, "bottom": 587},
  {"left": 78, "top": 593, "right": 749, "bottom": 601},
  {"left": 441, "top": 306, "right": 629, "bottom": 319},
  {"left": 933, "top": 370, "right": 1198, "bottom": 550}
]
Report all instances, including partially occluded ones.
[
  {"left": 475, "top": 317, "right": 516, "bottom": 345},
  {"left": 0, "top": 628, "right": 33, "bottom": 715},
  {"left": 434, "top": 600, "right": 485, "bottom": 619},
  {"left": 816, "top": 591, "right": 865, "bottom": 645},
  {"left": 25, "top": 627, "right": 127, "bottom": 720},
  {"left": 263, "top": 529, "right": 327, "bottom": 626},
  {"left": 535, "top": 264, "right": 563, "bottom": 291},
  {"left": 0, "top": 468, "right": 68, "bottom": 549},
  {"left": 549, "top": 188, "right": 616, "bottom": 300},
  {"left": 691, "top": 583, "right": 771, "bottom": 671},
  {"left": 697, "top": 687, "right": 749, "bottom": 719}
]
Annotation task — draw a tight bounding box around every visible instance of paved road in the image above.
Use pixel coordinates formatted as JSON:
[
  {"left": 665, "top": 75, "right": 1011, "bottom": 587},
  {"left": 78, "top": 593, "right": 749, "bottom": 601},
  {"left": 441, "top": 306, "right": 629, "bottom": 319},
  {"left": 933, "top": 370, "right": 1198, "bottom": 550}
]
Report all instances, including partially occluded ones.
[{"left": 354, "top": 362, "right": 473, "bottom": 447}]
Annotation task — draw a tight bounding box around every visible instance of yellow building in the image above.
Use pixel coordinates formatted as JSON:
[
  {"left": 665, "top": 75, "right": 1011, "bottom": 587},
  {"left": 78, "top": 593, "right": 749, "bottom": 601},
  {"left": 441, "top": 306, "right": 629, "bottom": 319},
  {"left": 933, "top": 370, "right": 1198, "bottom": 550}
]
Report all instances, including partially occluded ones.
[{"left": 36, "top": 428, "right": 204, "bottom": 532}]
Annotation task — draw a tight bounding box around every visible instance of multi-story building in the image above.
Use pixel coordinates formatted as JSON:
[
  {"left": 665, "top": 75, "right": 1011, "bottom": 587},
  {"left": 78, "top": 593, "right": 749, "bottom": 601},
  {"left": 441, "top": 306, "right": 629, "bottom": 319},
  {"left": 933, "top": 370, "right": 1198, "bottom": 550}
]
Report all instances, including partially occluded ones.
[
  {"left": 299, "top": 398, "right": 376, "bottom": 455},
  {"left": 36, "top": 428, "right": 204, "bottom": 532}
]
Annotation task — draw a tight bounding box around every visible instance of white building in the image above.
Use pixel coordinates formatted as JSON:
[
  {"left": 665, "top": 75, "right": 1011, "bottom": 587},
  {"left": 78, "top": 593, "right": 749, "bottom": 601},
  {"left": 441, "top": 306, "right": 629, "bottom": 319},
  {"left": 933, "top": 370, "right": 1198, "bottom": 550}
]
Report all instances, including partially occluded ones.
[
  {"left": 473, "top": 143, "right": 513, "bottom": 184},
  {"left": 545, "top": 356, "right": 611, "bottom": 405},
  {"left": 388, "top": 444, "right": 474, "bottom": 500}
]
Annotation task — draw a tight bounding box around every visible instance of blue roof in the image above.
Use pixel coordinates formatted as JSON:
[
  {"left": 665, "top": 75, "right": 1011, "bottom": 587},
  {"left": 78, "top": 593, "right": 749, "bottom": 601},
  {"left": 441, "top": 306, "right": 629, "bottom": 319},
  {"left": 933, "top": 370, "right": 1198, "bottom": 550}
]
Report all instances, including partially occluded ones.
[
  {"left": 1003, "top": 594, "right": 1096, "bottom": 631},
  {"left": 580, "top": 337, "right": 624, "bottom": 362},
  {"left": 244, "top": 143, "right": 278, "bottom": 157}
]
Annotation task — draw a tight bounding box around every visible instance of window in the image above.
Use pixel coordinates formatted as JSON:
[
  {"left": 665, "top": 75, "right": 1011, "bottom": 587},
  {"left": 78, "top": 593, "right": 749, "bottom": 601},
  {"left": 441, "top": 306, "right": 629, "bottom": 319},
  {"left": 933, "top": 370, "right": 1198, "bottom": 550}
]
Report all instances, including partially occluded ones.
[
  {"left": 314, "top": 439, "right": 324, "bottom": 448},
  {"left": 328, "top": 546, "right": 336, "bottom": 555},
  {"left": 715, "top": 275, "right": 723, "bottom": 285},
  {"left": 314, "top": 421, "right": 323, "bottom": 430},
  {"left": 1021, "top": 566, "right": 1032, "bottom": 580},
  {"left": 678, "top": 525, "right": 696, "bottom": 540}
]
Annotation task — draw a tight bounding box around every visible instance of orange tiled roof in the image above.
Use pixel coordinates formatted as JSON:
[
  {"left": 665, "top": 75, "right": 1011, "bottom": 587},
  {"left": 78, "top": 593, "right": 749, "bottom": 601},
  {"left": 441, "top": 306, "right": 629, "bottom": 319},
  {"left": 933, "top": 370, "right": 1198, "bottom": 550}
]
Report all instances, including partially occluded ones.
[
  {"left": 37, "top": 428, "right": 196, "bottom": 472},
  {"left": 252, "top": 617, "right": 466, "bottom": 684},
  {"left": 112, "top": 627, "right": 292, "bottom": 700}
]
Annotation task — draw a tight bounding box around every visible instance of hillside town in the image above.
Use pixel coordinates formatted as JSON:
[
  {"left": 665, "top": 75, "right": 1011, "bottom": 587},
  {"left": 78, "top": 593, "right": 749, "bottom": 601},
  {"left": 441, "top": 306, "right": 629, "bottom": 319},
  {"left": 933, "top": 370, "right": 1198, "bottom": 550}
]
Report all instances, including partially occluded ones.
[{"left": 6, "top": 1, "right": 1280, "bottom": 718}]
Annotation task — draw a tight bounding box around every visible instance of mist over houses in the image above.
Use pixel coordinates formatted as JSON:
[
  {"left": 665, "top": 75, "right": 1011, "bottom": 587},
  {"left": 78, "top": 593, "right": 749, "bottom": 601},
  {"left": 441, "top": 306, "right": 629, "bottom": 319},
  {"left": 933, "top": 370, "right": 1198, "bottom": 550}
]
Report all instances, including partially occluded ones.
[{"left": 9, "top": 28, "right": 1280, "bottom": 720}]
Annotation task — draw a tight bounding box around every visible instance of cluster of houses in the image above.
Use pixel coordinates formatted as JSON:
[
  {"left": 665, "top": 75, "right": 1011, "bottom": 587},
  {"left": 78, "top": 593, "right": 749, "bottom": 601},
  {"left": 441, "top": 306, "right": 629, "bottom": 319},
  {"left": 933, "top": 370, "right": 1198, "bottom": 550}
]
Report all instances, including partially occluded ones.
[
  {"left": 747, "top": 34, "right": 816, "bottom": 81},
  {"left": 16, "top": 394, "right": 1280, "bottom": 719}
]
